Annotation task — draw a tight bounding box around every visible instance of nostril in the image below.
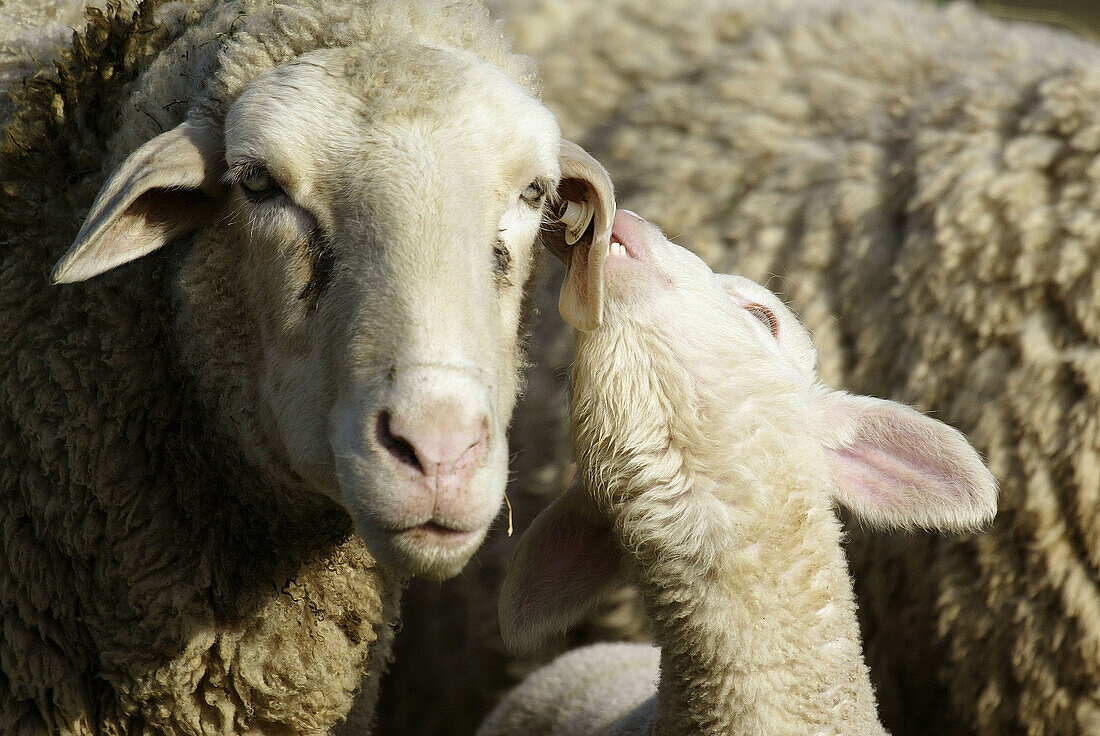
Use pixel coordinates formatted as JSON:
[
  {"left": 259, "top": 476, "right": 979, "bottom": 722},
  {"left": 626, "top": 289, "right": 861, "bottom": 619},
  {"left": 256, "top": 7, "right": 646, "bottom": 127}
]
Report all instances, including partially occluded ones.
[
  {"left": 462, "top": 421, "right": 489, "bottom": 466},
  {"left": 376, "top": 411, "right": 423, "bottom": 473}
]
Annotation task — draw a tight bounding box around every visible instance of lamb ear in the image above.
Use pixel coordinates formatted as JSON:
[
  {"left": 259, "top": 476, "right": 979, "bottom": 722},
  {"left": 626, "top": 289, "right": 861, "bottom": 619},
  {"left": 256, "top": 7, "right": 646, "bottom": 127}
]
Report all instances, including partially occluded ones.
[
  {"left": 52, "top": 120, "right": 226, "bottom": 284},
  {"left": 545, "top": 141, "right": 615, "bottom": 332},
  {"left": 499, "top": 483, "right": 622, "bottom": 653},
  {"left": 818, "top": 390, "right": 998, "bottom": 531}
]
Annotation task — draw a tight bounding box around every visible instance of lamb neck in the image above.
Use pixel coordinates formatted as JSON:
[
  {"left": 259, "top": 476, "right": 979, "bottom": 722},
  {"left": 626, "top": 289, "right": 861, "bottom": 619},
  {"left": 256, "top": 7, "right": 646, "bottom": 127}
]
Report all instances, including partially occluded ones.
[{"left": 619, "top": 474, "right": 888, "bottom": 736}]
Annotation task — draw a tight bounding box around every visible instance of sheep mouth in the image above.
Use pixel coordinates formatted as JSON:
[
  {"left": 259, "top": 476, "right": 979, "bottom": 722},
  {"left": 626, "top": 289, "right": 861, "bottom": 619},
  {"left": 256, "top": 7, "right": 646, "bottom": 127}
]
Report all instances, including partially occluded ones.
[
  {"left": 381, "top": 522, "right": 488, "bottom": 579},
  {"left": 378, "top": 516, "right": 480, "bottom": 536},
  {"left": 398, "top": 522, "right": 479, "bottom": 548},
  {"left": 345, "top": 512, "right": 489, "bottom": 579}
]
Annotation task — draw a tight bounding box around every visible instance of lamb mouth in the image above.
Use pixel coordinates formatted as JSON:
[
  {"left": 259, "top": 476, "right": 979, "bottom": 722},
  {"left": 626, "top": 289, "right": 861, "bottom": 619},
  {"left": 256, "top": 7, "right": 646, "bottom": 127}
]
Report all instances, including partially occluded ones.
[{"left": 606, "top": 231, "right": 640, "bottom": 261}]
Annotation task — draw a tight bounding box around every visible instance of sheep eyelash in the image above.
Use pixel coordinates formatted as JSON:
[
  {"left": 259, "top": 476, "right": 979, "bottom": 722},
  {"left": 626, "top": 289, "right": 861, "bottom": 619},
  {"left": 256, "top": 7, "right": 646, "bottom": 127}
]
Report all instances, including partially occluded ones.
[
  {"left": 745, "top": 303, "right": 780, "bottom": 338},
  {"left": 224, "top": 159, "right": 267, "bottom": 185},
  {"left": 493, "top": 239, "right": 513, "bottom": 288},
  {"left": 298, "top": 228, "right": 337, "bottom": 304},
  {"left": 225, "top": 160, "right": 286, "bottom": 202},
  {"left": 520, "top": 176, "right": 553, "bottom": 208}
]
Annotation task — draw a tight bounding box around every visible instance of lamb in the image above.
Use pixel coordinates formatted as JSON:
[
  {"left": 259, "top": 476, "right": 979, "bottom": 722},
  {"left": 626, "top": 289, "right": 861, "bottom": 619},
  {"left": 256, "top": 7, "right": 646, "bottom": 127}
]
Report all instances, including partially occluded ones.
[
  {"left": 0, "top": 0, "right": 617, "bottom": 732},
  {"left": 385, "top": 2, "right": 1100, "bottom": 734},
  {"left": 476, "top": 209, "right": 997, "bottom": 736}
]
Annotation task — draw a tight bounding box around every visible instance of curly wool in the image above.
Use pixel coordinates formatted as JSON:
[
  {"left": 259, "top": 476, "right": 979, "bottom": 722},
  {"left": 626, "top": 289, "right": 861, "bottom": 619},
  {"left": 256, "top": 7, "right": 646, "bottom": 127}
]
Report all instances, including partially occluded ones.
[
  {"left": 0, "top": 0, "right": 110, "bottom": 121},
  {"left": 0, "top": 0, "right": 531, "bottom": 734},
  {"left": 388, "top": 1, "right": 1100, "bottom": 735}
]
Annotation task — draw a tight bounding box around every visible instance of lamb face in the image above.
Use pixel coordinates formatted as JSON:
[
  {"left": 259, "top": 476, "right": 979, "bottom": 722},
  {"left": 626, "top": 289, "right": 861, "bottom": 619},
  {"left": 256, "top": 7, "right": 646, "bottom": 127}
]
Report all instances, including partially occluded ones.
[
  {"left": 568, "top": 210, "right": 996, "bottom": 534},
  {"left": 494, "top": 213, "right": 996, "bottom": 719},
  {"left": 570, "top": 210, "right": 821, "bottom": 513},
  {"left": 51, "top": 43, "right": 615, "bottom": 581}
]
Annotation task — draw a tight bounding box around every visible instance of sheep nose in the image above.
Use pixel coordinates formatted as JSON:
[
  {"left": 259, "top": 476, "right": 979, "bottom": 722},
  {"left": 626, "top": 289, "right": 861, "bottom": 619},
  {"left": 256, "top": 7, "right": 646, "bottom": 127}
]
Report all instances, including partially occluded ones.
[{"left": 378, "top": 407, "right": 489, "bottom": 481}]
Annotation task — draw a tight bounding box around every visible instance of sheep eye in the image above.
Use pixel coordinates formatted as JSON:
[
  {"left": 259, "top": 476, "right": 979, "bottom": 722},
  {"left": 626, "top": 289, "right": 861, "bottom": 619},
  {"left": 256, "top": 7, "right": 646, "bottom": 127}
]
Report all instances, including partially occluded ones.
[
  {"left": 745, "top": 303, "right": 780, "bottom": 338},
  {"left": 231, "top": 162, "right": 283, "bottom": 201},
  {"left": 241, "top": 171, "right": 277, "bottom": 195},
  {"left": 520, "top": 180, "right": 545, "bottom": 206}
]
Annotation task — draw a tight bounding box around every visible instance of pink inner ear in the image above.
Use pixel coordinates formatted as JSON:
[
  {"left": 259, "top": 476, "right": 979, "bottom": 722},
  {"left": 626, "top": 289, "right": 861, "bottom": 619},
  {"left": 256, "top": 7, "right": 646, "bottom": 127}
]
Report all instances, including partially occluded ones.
[
  {"left": 829, "top": 438, "right": 954, "bottom": 502},
  {"left": 823, "top": 394, "right": 997, "bottom": 531}
]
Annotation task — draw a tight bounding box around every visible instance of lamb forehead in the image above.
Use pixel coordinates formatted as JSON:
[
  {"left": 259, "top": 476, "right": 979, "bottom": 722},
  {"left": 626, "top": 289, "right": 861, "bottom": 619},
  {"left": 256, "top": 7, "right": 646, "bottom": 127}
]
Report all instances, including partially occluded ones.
[{"left": 225, "top": 46, "right": 559, "bottom": 186}]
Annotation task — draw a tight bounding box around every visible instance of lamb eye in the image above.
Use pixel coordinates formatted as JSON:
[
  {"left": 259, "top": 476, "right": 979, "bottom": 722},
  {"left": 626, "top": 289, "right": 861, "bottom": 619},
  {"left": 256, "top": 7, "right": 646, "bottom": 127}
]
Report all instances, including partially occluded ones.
[
  {"left": 520, "top": 180, "right": 545, "bottom": 206},
  {"left": 745, "top": 303, "right": 780, "bottom": 338}
]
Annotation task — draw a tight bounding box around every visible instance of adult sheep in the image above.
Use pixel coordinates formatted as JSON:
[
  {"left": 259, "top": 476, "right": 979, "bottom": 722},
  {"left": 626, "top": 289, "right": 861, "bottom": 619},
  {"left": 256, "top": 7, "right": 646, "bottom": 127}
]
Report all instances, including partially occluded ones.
[
  {"left": 0, "top": 0, "right": 615, "bottom": 733},
  {"left": 385, "top": 1, "right": 1100, "bottom": 735}
]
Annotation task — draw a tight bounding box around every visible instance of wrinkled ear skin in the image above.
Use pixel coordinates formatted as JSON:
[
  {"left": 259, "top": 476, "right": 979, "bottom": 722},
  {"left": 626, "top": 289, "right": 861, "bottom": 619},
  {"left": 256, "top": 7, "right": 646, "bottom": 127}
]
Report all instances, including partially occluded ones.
[
  {"left": 498, "top": 483, "right": 623, "bottom": 653},
  {"left": 545, "top": 140, "right": 615, "bottom": 332},
  {"left": 52, "top": 119, "right": 226, "bottom": 284}
]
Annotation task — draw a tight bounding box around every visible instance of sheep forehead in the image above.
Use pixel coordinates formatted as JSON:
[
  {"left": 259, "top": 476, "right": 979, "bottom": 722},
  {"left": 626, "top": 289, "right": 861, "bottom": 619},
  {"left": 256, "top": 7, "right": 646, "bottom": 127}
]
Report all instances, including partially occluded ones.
[
  {"left": 353, "top": 58, "right": 561, "bottom": 191},
  {"left": 451, "top": 56, "right": 561, "bottom": 156},
  {"left": 225, "top": 58, "right": 361, "bottom": 185},
  {"left": 225, "top": 49, "right": 559, "bottom": 201}
]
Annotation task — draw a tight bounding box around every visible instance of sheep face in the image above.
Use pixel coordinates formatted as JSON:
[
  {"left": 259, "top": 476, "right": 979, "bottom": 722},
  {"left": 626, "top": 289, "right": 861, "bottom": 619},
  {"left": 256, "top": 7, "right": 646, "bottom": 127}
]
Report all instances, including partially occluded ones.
[
  {"left": 568, "top": 209, "right": 996, "bottom": 546},
  {"left": 52, "top": 45, "right": 614, "bottom": 581},
  {"left": 219, "top": 50, "right": 557, "bottom": 580},
  {"left": 570, "top": 210, "right": 820, "bottom": 513}
]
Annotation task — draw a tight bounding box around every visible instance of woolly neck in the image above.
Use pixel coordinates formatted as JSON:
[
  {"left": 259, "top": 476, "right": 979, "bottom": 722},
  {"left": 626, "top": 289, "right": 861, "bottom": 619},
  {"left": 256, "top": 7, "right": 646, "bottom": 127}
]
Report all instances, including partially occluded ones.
[
  {"left": 609, "top": 468, "right": 887, "bottom": 736},
  {"left": 573, "top": 323, "right": 887, "bottom": 735}
]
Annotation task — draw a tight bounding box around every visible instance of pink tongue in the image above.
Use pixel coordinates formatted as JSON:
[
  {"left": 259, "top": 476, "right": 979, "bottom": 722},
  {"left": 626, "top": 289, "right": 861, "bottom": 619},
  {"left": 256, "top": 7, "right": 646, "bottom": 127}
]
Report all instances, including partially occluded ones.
[{"left": 558, "top": 217, "right": 610, "bottom": 332}]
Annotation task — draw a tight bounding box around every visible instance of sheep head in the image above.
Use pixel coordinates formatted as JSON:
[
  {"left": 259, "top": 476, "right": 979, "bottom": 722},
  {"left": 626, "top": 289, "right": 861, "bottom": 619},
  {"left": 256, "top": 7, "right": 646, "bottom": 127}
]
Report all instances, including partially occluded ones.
[
  {"left": 50, "top": 44, "right": 615, "bottom": 581},
  {"left": 499, "top": 210, "right": 998, "bottom": 651}
]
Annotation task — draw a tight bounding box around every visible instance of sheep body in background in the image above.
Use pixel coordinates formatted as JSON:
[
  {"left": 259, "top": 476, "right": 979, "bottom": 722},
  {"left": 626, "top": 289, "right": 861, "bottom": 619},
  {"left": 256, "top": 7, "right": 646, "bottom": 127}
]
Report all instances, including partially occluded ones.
[
  {"left": 478, "top": 210, "right": 996, "bottom": 736},
  {"left": 389, "top": 2, "right": 1100, "bottom": 735},
  {"left": 0, "top": 0, "right": 105, "bottom": 121}
]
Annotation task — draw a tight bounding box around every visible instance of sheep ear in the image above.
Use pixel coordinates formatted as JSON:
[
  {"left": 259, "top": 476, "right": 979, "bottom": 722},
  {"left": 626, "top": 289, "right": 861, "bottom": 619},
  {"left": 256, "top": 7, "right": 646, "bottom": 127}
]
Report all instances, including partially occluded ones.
[
  {"left": 546, "top": 140, "right": 615, "bottom": 332},
  {"left": 499, "top": 483, "right": 622, "bottom": 653},
  {"left": 52, "top": 120, "right": 226, "bottom": 284},
  {"left": 818, "top": 390, "right": 998, "bottom": 531}
]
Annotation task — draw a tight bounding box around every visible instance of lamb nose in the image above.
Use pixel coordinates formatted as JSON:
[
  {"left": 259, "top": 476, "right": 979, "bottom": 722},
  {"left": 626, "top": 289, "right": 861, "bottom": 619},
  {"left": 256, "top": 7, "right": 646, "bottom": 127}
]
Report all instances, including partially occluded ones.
[{"left": 378, "top": 408, "right": 489, "bottom": 478}]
